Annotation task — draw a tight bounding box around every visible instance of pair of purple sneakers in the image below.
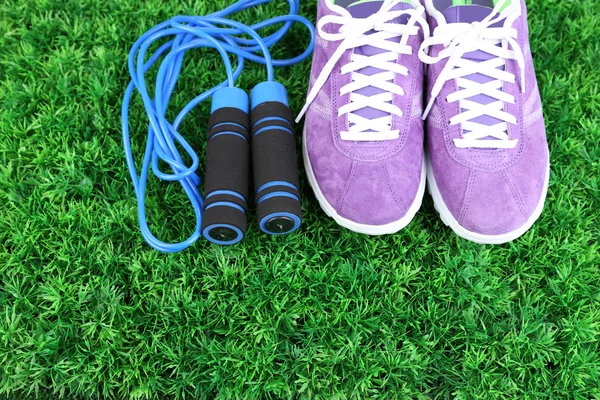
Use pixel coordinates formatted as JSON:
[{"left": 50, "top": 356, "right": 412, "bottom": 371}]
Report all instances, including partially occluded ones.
[{"left": 297, "top": 0, "right": 549, "bottom": 244}]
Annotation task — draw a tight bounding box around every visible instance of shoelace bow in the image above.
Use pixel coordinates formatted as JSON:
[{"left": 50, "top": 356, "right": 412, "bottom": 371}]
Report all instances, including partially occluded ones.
[
  {"left": 418, "top": 0, "right": 525, "bottom": 149},
  {"left": 296, "top": 0, "right": 429, "bottom": 141}
]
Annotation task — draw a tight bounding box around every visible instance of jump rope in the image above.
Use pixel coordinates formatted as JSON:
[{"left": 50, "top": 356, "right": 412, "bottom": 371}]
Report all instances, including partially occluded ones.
[{"left": 122, "top": 0, "right": 315, "bottom": 252}]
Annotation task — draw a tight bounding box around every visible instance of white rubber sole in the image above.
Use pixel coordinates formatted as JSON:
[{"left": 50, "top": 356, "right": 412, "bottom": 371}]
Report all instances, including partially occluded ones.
[
  {"left": 426, "top": 156, "right": 550, "bottom": 245},
  {"left": 302, "top": 126, "right": 426, "bottom": 235}
]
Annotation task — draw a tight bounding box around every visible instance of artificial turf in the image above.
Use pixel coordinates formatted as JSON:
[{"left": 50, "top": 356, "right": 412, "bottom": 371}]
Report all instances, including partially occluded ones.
[{"left": 0, "top": 0, "right": 599, "bottom": 398}]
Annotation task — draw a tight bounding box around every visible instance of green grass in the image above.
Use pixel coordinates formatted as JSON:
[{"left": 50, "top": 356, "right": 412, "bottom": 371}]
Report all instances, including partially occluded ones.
[{"left": 0, "top": 0, "right": 599, "bottom": 398}]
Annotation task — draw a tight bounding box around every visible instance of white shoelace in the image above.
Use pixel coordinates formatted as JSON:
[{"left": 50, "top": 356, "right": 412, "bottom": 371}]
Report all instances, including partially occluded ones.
[
  {"left": 418, "top": 0, "right": 525, "bottom": 149},
  {"left": 296, "top": 0, "right": 429, "bottom": 141}
]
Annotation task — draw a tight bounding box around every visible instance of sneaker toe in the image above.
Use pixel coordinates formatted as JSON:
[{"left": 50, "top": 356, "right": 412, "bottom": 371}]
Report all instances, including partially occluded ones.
[
  {"left": 337, "top": 159, "right": 420, "bottom": 227},
  {"left": 459, "top": 170, "right": 529, "bottom": 236}
]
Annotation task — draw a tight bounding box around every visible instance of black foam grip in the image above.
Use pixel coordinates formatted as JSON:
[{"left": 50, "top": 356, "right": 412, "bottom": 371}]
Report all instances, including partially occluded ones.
[
  {"left": 209, "top": 107, "right": 250, "bottom": 132},
  {"left": 251, "top": 101, "right": 302, "bottom": 234},
  {"left": 201, "top": 107, "right": 250, "bottom": 242}
]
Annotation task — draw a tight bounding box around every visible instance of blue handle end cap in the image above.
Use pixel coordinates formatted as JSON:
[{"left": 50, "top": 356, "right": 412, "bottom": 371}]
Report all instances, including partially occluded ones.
[
  {"left": 203, "top": 224, "right": 244, "bottom": 245},
  {"left": 259, "top": 212, "right": 301, "bottom": 235},
  {"left": 251, "top": 81, "right": 289, "bottom": 109},
  {"left": 211, "top": 87, "right": 249, "bottom": 113}
]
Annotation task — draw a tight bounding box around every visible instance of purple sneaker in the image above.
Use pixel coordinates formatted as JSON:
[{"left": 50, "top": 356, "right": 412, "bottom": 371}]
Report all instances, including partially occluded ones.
[
  {"left": 419, "top": 0, "right": 550, "bottom": 244},
  {"left": 296, "top": 0, "right": 430, "bottom": 235}
]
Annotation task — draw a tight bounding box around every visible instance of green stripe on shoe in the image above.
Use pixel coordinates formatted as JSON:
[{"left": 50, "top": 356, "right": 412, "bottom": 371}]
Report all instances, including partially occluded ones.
[
  {"left": 346, "top": 0, "right": 385, "bottom": 5},
  {"left": 349, "top": 0, "right": 380, "bottom": 5},
  {"left": 495, "top": 0, "right": 510, "bottom": 11},
  {"left": 331, "top": 0, "right": 408, "bottom": 5},
  {"left": 452, "top": 0, "right": 510, "bottom": 11}
]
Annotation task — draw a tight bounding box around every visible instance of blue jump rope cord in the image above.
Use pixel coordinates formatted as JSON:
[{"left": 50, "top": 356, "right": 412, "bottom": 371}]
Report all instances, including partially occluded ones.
[{"left": 122, "top": 0, "right": 315, "bottom": 252}]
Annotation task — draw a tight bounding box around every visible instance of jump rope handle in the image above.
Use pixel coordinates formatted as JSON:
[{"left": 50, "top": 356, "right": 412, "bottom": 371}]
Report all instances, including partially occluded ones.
[
  {"left": 250, "top": 82, "right": 302, "bottom": 235},
  {"left": 201, "top": 87, "right": 250, "bottom": 245}
]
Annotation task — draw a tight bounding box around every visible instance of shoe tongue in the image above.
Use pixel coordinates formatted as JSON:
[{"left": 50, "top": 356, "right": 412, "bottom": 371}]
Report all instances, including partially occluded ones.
[
  {"left": 443, "top": 3, "right": 506, "bottom": 136},
  {"left": 337, "top": 0, "right": 385, "bottom": 18},
  {"left": 336, "top": 1, "right": 414, "bottom": 131},
  {"left": 443, "top": 4, "right": 503, "bottom": 61},
  {"left": 443, "top": 2, "right": 497, "bottom": 24}
]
